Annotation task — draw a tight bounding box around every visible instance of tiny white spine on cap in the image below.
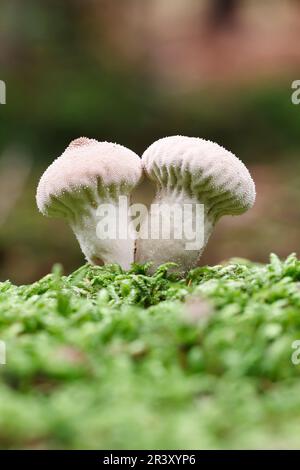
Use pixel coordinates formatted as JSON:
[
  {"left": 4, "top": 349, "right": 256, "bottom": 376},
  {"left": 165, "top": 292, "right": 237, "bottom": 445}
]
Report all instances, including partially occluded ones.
[
  {"left": 36, "top": 137, "right": 143, "bottom": 270},
  {"left": 136, "top": 135, "right": 256, "bottom": 272}
]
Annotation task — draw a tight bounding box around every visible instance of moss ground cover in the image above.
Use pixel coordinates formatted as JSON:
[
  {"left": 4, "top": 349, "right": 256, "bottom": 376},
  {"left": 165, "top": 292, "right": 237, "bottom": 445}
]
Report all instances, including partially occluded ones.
[{"left": 0, "top": 254, "right": 300, "bottom": 449}]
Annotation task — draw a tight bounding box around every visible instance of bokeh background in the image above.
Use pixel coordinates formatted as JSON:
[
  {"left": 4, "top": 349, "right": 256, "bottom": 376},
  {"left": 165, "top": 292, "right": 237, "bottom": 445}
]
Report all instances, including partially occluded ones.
[{"left": 1, "top": 0, "right": 300, "bottom": 284}]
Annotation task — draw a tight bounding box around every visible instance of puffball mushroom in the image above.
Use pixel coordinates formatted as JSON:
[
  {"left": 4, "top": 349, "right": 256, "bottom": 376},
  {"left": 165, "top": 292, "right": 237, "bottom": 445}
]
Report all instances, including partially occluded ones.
[
  {"left": 36, "top": 137, "right": 142, "bottom": 270},
  {"left": 136, "top": 135, "right": 255, "bottom": 272}
]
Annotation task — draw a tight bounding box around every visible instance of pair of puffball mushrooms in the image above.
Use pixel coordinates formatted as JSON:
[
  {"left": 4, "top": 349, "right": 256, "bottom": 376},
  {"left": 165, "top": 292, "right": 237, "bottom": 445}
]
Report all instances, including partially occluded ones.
[{"left": 36, "top": 136, "right": 255, "bottom": 273}]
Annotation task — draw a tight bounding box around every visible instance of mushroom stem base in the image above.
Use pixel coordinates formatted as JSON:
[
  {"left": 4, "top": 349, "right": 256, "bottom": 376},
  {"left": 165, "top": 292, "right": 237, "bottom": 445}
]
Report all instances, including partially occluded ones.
[
  {"left": 135, "top": 189, "right": 215, "bottom": 272},
  {"left": 70, "top": 199, "right": 136, "bottom": 271}
]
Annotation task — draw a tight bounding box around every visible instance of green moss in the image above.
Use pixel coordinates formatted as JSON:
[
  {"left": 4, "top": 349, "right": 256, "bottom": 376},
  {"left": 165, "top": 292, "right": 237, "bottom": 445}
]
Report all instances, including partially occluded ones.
[{"left": 0, "top": 254, "right": 300, "bottom": 449}]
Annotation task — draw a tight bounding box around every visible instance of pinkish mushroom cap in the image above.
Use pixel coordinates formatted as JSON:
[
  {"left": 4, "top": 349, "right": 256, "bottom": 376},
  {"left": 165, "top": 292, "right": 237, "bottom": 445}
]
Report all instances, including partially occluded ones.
[{"left": 37, "top": 137, "right": 142, "bottom": 221}]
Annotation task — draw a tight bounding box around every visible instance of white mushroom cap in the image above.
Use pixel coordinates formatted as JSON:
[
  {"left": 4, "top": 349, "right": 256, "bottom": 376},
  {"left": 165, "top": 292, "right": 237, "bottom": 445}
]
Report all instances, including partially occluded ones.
[
  {"left": 136, "top": 135, "right": 255, "bottom": 272},
  {"left": 37, "top": 137, "right": 142, "bottom": 220},
  {"left": 142, "top": 135, "right": 255, "bottom": 219},
  {"left": 36, "top": 137, "right": 142, "bottom": 269}
]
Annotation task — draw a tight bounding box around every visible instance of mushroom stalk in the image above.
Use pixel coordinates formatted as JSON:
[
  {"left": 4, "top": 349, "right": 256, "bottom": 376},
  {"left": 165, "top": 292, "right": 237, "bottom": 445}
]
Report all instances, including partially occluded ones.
[
  {"left": 69, "top": 194, "right": 136, "bottom": 270},
  {"left": 136, "top": 186, "right": 214, "bottom": 272}
]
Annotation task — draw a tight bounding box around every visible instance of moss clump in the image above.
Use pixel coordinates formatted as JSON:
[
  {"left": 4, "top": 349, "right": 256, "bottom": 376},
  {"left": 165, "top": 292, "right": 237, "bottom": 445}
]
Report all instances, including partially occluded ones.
[{"left": 0, "top": 254, "right": 300, "bottom": 449}]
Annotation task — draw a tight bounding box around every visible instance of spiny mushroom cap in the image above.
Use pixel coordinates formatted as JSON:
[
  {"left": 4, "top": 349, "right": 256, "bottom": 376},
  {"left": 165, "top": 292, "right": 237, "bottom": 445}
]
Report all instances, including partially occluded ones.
[
  {"left": 36, "top": 137, "right": 142, "bottom": 218},
  {"left": 142, "top": 135, "right": 255, "bottom": 219}
]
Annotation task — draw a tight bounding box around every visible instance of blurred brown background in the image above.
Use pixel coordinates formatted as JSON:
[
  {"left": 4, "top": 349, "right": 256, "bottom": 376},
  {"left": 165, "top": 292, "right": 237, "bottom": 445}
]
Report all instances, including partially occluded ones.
[{"left": 0, "top": 0, "right": 300, "bottom": 284}]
